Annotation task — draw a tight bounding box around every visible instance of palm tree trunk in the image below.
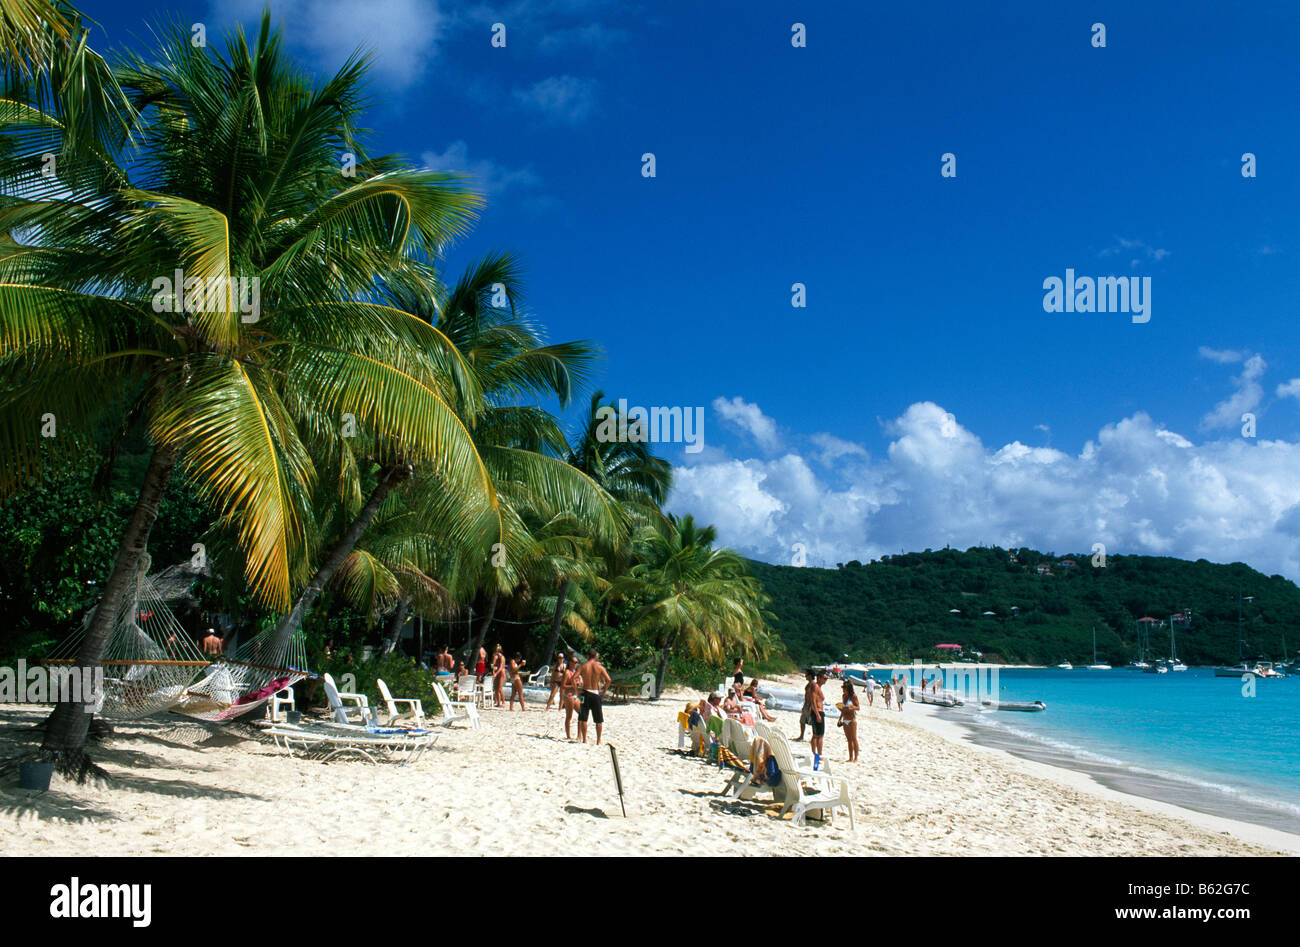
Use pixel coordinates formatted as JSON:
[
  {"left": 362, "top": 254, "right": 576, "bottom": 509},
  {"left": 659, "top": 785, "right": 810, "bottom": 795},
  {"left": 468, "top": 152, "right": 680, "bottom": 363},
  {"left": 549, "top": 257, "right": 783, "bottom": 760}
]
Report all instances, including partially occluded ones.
[
  {"left": 381, "top": 593, "right": 408, "bottom": 655},
  {"left": 541, "top": 578, "right": 570, "bottom": 667},
  {"left": 42, "top": 443, "right": 179, "bottom": 777},
  {"left": 472, "top": 591, "right": 498, "bottom": 661},
  {"left": 654, "top": 631, "right": 680, "bottom": 698},
  {"left": 270, "top": 465, "right": 407, "bottom": 654}
]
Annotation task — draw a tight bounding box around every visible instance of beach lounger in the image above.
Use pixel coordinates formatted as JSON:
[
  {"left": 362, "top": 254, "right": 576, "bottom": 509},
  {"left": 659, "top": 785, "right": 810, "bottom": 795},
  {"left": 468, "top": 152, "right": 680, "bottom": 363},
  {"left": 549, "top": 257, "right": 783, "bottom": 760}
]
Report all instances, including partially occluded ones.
[
  {"left": 377, "top": 678, "right": 425, "bottom": 727},
  {"left": 431, "top": 681, "right": 481, "bottom": 730},
  {"left": 322, "top": 674, "right": 370, "bottom": 725},
  {"left": 755, "top": 721, "right": 829, "bottom": 775},
  {"left": 323, "top": 673, "right": 369, "bottom": 720},
  {"left": 768, "top": 733, "right": 854, "bottom": 829},
  {"left": 266, "top": 720, "right": 438, "bottom": 764},
  {"left": 527, "top": 664, "right": 550, "bottom": 687}
]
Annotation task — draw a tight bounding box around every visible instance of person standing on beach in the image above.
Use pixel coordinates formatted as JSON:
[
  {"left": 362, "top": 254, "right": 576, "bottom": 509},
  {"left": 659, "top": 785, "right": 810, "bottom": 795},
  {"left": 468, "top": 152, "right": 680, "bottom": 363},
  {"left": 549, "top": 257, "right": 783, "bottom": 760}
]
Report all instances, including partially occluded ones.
[
  {"left": 731, "top": 657, "right": 745, "bottom": 697},
  {"left": 577, "top": 649, "right": 612, "bottom": 744},
  {"left": 837, "top": 680, "right": 860, "bottom": 762},
  {"left": 864, "top": 676, "right": 876, "bottom": 708},
  {"left": 475, "top": 647, "right": 487, "bottom": 680},
  {"left": 895, "top": 676, "right": 906, "bottom": 711},
  {"left": 808, "top": 671, "right": 827, "bottom": 763},
  {"left": 491, "top": 645, "right": 506, "bottom": 707},
  {"left": 882, "top": 677, "right": 892, "bottom": 710},
  {"left": 561, "top": 660, "right": 582, "bottom": 740},
  {"left": 544, "top": 652, "right": 566, "bottom": 711},
  {"left": 508, "top": 653, "right": 528, "bottom": 710},
  {"left": 796, "top": 669, "right": 815, "bottom": 741}
]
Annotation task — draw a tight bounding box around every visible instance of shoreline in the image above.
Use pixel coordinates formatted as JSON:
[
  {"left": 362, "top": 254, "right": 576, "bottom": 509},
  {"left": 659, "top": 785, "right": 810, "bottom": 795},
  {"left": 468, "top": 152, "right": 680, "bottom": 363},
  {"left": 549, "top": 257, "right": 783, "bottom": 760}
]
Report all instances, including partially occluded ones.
[{"left": 899, "top": 699, "right": 1300, "bottom": 854}]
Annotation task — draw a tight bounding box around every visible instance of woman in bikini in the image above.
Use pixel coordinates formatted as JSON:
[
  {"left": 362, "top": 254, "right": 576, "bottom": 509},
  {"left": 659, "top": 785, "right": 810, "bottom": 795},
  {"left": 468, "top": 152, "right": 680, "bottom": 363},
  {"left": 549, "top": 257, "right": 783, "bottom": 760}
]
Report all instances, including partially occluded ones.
[
  {"left": 544, "top": 652, "right": 566, "bottom": 711},
  {"left": 491, "top": 645, "right": 506, "bottom": 707},
  {"left": 561, "top": 660, "right": 582, "bottom": 740},
  {"left": 508, "top": 653, "right": 528, "bottom": 710},
  {"left": 837, "top": 680, "right": 861, "bottom": 762}
]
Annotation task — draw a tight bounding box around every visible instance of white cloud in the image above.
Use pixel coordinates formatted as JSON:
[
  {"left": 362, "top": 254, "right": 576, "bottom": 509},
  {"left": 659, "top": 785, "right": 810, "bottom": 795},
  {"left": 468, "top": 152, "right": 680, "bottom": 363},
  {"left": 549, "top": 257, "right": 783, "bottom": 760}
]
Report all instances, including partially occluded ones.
[
  {"left": 1200, "top": 351, "right": 1266, "bottom": 431},
  {"left": 668, "top": 402, "right": 1300, "bottom": 580},
  {"left": 712, "top": 396, "right": 781, "bottom": 452},
  {"left": 219, "top": 0, "right": 442, "bottom": 88},
  {"left": 512, "top": 75, "right": 598, "bottom": 124},
  {"left": 421, "top": 141, "right": 540, "bottom": 198},
  {"left": 1277, "top": 379, "right": 1300, "bottom": 400},
  {"left": 1100, "top": 237, "right": 1170, "bottom": 268},
  {"left": 1198, "top": 346, "right": 1245, "bottom": 365}
]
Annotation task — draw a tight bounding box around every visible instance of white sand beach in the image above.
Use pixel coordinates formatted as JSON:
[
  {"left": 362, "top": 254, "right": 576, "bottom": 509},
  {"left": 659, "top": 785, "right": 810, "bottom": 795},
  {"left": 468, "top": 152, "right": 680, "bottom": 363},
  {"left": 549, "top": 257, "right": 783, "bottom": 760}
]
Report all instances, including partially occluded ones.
[{"left": 1, "top": 681, "right": 1294, "bottom": 856}]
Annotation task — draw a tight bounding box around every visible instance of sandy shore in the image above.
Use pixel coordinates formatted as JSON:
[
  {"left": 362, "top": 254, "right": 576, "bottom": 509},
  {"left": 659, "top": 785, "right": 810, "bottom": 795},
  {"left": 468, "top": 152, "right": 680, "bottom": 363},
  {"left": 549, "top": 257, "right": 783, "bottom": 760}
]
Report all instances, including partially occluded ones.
[{"left": 0, "top": 686, "right": 1293, "bottom": 856}]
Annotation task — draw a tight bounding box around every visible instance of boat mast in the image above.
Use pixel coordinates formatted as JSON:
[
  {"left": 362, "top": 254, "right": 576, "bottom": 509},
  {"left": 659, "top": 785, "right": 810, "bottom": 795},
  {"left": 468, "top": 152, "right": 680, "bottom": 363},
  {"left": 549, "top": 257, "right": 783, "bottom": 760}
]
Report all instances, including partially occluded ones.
[{"left": 1237, "top": 585, "right": 1244, "bottom": 664}]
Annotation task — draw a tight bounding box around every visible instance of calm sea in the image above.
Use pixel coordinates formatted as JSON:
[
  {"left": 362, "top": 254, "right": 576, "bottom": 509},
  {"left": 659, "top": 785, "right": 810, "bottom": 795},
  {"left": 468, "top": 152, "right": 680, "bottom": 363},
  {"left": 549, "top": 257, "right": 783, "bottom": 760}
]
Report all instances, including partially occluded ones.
[{"left": 898, "top": 667, "right": 1300, "bottom": 834}]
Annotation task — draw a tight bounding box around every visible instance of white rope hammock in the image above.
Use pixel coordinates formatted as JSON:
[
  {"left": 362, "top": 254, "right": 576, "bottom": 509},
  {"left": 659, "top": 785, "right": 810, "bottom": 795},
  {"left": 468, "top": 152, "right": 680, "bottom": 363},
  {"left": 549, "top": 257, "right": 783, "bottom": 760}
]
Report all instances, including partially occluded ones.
[{"left": 45, "top": 553, "right": 209, "bottom": 719}]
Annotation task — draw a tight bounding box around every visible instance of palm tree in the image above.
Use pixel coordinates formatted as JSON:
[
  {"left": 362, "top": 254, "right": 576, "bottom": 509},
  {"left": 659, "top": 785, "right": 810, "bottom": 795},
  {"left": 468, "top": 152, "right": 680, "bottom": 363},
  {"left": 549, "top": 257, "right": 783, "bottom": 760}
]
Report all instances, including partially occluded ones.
[
  {"left": 611, "top": 513, "right": 772, "bottom": 696},
  {"left": 536, "top": 391, "right": 674, "bottom": 664},
  {"left": 0, "top": 16, "right": 494, "bottom": 774}
]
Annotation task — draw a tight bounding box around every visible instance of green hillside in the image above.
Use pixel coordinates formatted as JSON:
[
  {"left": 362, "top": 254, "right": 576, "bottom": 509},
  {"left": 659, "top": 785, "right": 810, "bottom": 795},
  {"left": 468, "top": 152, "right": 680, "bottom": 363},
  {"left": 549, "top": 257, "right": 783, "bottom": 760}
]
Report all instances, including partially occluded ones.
[{"left": 748, "top": 547, "right": 1300, "bottom": 666}]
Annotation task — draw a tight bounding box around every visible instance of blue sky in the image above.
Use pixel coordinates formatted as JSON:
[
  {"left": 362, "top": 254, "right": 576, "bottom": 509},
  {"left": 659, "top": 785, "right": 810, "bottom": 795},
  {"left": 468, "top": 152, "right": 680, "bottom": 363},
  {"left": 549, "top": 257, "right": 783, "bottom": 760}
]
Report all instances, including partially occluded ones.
[{"left": 74, "top": 0, "right": 1300, "bottom": 576}]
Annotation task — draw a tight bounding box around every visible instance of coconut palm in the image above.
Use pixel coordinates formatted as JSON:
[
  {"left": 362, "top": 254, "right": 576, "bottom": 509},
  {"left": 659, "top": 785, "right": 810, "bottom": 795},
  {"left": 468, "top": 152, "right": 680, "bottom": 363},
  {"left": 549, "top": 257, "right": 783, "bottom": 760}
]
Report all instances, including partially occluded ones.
[
  {"left": 0, "top": 16, "right": 496, "bottom": 774},
  {"left": 611, "top": 513, "right": 771, "bottom": 696},
  {"left": 535, "top": 391, "right": 674, "bottom": 665}
]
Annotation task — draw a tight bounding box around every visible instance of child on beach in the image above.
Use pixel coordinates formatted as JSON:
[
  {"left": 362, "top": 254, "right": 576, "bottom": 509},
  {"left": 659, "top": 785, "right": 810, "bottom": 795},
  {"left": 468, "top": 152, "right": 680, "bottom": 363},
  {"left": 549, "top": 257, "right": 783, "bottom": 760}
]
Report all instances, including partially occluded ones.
[{"left": 837, "top": 680, "right": 860, "bottom": 762}]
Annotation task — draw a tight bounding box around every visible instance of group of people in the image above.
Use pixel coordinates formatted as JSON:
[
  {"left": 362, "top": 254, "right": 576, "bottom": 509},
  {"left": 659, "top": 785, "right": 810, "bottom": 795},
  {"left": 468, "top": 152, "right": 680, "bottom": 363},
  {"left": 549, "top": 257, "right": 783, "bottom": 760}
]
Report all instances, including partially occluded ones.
[{"left": 538, "top": 649, "right": 611, "bottom": 743}]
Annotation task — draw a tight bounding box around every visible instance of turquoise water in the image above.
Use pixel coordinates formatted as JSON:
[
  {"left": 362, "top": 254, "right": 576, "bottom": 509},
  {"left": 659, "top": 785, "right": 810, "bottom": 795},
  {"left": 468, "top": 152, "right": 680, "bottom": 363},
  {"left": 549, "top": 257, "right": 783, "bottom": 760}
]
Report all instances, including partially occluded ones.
[{"left": 901, "top": 667, "right": 1300, "bottom": 833}]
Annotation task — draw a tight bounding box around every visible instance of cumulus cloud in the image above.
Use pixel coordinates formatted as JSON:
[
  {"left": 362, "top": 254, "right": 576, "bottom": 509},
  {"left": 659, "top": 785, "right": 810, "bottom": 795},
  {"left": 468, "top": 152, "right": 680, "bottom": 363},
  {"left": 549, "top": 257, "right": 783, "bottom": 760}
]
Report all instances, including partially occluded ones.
[
  {"left": 668, "top": 400, "right": 1300, "bottom": 580},
  {"left": 1277, "top": 378, "right": 1300, "bottom": 400},
  {"left": 421, "top": 141, "right": 540, "bottom": 198},
  {"left": 1200, "top": 350, "right": 1266, "bottom": 431},
  {"left": 712, "top": 396, "right": 781, "bottom": 452},
  {"left": 512, "top": 75, "right": 599, "bottom": 124},
  {"left": 219, "top": 0, "right": 442, "bottom": 88}
]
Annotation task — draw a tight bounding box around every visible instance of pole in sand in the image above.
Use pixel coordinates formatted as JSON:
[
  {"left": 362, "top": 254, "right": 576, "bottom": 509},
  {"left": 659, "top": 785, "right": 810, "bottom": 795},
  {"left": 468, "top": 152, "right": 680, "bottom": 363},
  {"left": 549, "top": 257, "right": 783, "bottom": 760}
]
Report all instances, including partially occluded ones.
[{"left": 608, "top": 743, "right": 626, "bottom": 817}]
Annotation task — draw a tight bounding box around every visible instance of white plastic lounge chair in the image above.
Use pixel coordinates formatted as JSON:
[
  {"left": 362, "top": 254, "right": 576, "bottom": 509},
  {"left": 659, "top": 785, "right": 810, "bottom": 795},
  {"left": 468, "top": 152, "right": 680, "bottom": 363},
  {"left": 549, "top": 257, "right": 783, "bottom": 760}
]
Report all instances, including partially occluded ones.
[
  {"left": 322, "top": 674, "right": 369, "bottom": 725},
  {"left": 431, "top": 681, "right": 480, "bottom": 730},
  {"left": 377, "top": 678, "right": 425, "bottom": 727},
  {"left": 768, "top": 732, "right": 855, "bottom": 829},
  {"left": 755, "top": 721, "right": 829, "bottom": 774},
  {"left": 267, "top": 684, "right": 296, "bottom": 723},
  {"left": 527, "top": 664, "right": 550, "bottom": 687},
  {"left": 323, "top": 673, "right": 368, "bottom": 719}
]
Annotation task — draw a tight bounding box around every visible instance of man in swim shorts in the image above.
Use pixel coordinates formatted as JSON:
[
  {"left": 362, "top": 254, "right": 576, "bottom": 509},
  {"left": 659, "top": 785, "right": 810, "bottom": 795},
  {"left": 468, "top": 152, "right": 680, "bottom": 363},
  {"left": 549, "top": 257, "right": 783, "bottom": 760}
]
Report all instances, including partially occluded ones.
[
  {"left": 809, "top": 671, "right": 827, "bottom": 759},
  {"left": 577, "top": 648, "right": 612, "bottom": 745}
]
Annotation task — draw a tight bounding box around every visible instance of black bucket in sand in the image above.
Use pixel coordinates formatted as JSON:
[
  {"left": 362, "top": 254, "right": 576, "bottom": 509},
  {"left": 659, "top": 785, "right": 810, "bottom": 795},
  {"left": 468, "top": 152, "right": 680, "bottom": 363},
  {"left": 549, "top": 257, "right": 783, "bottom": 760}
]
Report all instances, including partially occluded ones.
[
  {"left": 19, "top": 761, "right": 53, "bottom": 791},
  {"left": 286, "top": 711, "right": 302, "bottom": 724}
]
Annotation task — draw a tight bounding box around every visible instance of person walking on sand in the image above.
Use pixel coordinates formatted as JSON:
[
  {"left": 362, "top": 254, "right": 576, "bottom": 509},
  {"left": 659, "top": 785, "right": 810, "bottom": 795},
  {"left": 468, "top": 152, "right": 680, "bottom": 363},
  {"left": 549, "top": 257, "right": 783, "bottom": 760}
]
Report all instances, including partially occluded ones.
[
  {"left": 577, "top": 648, "right": 612, "bottom": 745},
  {"left": 544, "top": 652, "right": 566, "bottom": 711},
  {"left": 882, "top": 676, "right": 893, "bottom": 710},
  {"left": 837, "top": 680, "right": 861, "bottom": 762},
  {"left": 508, "top": 653, "right": 528, "bottom": 710},
  {"left": 864, "top": 675, "right": 876, "bottom": 708},
  {"left": 201, "top": 628, "right": 223, "bottom": 656},
  {"left": 808, "top": 671, "right": 828, "bottom": 765},
  {"left": 796, "top": 669, "right": 815, "bottom": 741},
  {"left": 476, "top": 646, "right": 487, "bottom": 680},
  {"left": 491, "top": 645, "right": 506, "bottom": 707},
  {"left": 895, "top": 675, "right": 906, "bottom": 711}
]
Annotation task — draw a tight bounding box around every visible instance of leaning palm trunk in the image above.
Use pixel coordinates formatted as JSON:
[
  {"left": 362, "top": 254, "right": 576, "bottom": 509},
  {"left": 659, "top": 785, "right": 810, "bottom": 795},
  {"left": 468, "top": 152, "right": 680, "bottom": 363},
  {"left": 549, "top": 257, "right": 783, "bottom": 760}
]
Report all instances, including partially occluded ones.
[
  {"left": 41, "top": 444, "right": 179, "bottom": 778},
  {"left": 270, "top": 466, "right": 408, "bottom": 654},
  {"left": 654, "top": 632, "right": 679, "bottom": 699},
  {"left": 471, "top": 591, "right": 497, "bottom": 661},
  {"left": 541, "top": 578, "right": 570, "bottom": 667},
  {"left": 380, "top": 593, "right": 408, "bottom": 655}
]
